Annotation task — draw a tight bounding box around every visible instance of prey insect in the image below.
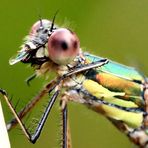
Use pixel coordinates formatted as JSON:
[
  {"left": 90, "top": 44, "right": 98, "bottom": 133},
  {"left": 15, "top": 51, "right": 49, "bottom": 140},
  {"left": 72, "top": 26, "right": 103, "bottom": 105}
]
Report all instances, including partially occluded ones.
[{"left": 0, "top": 16, "right": 148, "bottom": 148}]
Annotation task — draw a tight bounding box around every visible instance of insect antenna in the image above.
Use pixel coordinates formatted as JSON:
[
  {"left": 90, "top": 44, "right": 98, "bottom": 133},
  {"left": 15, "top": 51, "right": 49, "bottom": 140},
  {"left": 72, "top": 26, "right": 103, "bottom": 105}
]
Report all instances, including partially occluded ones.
[
  {"left": 37, "top": 13, "right": 43, "bottom": 29},
  {"left": 50, "top": 10, "right": 59, "bottom": 32},
  {"left": 40, "top": 19, "right": 43, "bottom": 28}
]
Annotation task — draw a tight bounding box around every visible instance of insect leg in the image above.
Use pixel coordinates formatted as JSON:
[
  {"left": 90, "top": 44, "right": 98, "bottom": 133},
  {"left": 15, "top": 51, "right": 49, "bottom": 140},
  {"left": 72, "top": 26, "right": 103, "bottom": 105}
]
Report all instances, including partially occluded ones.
[
  {"left": 30, "top": 89, "right": 60, "bottom": 143},
  {"left": 0, "top": 89, "right": 31, "bottom": 140},
  {"left": 0, "top": 88, "right": 60, "bottom": 143},
  {"left": 6, "top": 79, "right": 58, "bottom": 131},
  {"left": 64, "top": 58, "right": 108, "bottom": 78},
  {"left": 62, "top": 104, "right": 68, "bottom": 148},
  {"left": 60, "top": 100, "right": 72, "bottom": 148}
]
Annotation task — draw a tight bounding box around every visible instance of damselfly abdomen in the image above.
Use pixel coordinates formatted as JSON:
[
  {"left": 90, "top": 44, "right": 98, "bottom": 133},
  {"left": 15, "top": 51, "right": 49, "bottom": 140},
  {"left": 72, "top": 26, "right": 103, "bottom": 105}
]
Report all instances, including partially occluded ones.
[{"left": 0, "top": 17, "right": 148, "bottom": 148}]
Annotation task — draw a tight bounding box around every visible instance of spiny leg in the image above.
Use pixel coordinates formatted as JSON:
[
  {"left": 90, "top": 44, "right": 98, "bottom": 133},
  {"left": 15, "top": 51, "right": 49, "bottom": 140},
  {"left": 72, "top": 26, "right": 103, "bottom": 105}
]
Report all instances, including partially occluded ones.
[
  {"left": 0, "top": 87, "right": 60, "bottom": 143},
  {"left": 64, "top": 58, "right": 108, "bottom": 78},
  {"left": 31, "top": 90, "right": 60, "bottom": 143},
  {"left": 61, "top": 104, "right": 67, "bottom": 148},
  {"left": 66, "top": 110, "right": 72, "bottom": 148},
  {"left": 60, "top": 98, "right": 72, "bottom": 148},
  {"left": 0, "top": 89, "right": 30, "bottom": 139},
  {"left": 60, "top": 91, "right": 72, "bottom": 148},
  {"left": 1, "top": 59, "right": 108, "bottom": 142},
  {"left": 6, "top": 79, "right": 58, "bottom": 131}
]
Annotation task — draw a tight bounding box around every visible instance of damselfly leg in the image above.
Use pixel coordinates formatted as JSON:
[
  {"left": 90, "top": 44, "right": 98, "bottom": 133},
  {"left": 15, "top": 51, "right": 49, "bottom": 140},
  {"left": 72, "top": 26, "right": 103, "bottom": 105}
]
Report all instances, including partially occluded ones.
[
  {"left": 60, "top": 102, "right": 72, "bottom": 148},
  {"left": 6, "top": 59, "right": 108, "bottom": 131},
  {"left": 0, "top": 59, "right": 108, "bottom": 147},
  {"left": 6, "top": 79, "right": 58, "bottom": 131},
  {"left": 0, "top": 87, "right": 60, "bottom": 143}
]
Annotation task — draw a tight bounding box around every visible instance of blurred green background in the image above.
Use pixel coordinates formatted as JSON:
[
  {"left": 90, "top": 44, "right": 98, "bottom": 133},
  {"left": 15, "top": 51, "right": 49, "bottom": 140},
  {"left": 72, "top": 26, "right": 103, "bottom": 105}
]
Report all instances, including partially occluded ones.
[{"left": 0, "top": 0, "right": 148, "bottom": 148}]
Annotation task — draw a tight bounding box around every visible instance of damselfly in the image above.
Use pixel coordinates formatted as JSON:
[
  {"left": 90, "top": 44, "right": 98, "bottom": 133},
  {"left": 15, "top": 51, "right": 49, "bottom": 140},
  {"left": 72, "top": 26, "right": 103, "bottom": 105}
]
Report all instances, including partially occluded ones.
[{"left": 0, "top": 16, "right": 148, "bottom": 148}]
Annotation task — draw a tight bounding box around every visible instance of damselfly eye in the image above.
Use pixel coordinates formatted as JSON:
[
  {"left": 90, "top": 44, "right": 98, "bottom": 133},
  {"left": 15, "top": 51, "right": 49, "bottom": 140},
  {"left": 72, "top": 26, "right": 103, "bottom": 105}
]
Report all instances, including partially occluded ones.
[
  {"left": 48, "top": 28, "right": 80, "bottom": 65},
  {"left": 30, "top": 19, "right": 51, "bottom": 36}
]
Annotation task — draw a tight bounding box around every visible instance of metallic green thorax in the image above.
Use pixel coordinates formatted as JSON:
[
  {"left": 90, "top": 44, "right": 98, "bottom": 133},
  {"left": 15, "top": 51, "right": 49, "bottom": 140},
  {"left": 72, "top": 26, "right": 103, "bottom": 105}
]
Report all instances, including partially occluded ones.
[
  {"left": 84, "top": 53, "right": 145, "bottom": 82},
  {"left": 78, "top": 53, "right": 146, "bottom": 129}
]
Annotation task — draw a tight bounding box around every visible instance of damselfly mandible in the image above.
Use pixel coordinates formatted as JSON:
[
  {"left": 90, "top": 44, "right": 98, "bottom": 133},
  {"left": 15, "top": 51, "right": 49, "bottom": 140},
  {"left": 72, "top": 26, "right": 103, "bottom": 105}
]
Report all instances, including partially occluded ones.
[{"left": 0, "top": 17, "right": 148, "bottom": 148}]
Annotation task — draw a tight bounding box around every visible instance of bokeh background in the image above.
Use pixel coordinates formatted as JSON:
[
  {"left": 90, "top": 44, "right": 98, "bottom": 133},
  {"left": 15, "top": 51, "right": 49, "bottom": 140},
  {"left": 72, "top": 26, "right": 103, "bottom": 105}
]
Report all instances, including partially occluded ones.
[{"left": 0, "top": 0, "right": 148, "bottom": 148}]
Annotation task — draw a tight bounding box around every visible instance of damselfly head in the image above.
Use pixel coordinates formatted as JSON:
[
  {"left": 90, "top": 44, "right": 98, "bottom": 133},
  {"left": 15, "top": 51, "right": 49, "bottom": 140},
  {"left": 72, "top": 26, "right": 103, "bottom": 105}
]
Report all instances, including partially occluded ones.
[
  {"left": 9, "top": 18, "right": 80, "bottom": 66},
  {"left": 48, "top": 28, "right": 80, "bottom": 65}
]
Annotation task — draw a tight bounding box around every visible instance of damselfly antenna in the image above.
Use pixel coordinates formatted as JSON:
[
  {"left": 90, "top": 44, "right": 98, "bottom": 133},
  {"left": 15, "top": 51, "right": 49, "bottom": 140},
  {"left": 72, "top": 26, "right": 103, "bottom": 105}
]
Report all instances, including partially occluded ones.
[
  {"left": 50, "top": 10, "right": 59, "bottom": 32},
  {"left": 39, "top": 18, "right": 43, "bottom": 29}
]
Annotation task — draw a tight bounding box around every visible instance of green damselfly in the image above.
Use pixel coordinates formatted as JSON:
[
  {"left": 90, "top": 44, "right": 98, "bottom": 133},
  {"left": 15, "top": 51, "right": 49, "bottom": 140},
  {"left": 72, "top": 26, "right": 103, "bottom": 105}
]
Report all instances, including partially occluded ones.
[{"left": 0, "top": 17, "right": 148, "bottom": 148}]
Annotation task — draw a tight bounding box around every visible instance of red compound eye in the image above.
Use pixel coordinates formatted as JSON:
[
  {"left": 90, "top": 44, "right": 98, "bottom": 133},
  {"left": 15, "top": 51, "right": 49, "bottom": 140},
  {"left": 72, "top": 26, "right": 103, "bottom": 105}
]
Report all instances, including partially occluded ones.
[
  {"left": 48, "top": 28, "right": 80, "bottom": 65},
  {"left": 29, "top": 19, "right": 51, "bottom": 36}
]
